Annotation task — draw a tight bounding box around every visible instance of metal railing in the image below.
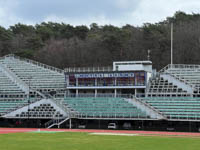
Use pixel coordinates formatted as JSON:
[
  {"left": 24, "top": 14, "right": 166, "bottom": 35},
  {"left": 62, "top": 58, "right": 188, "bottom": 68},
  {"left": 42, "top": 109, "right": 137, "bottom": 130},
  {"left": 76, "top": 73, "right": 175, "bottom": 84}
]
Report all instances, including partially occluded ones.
[
  {"left": 168, "top": 114, "right": 200, "bottom": 121},
  {"left": 65, "top": 66, "right": 113, "bottom": 73},
  {"left": 74, "top": 113, "right": 151, "bottom": 120},
  {"left": 170, "top": 64, "right": 200, "bottom": 69},
  {"left": 160, "top": 64, "right": 200, "bottom": 73},
  {"left": 142, "top": 96, "right": 200, "bottom": 101},
  {"left": 4, "top": 54, "right": 64, "bottom": 73},
  {"left": 67, "top": 83, "right": 145, "bottom": 87},
  {"left": 45, "top": 116, "right": 69, "bottom": 128},
  {"left": 65, "top": 93, "right": 133, "bottom": 98},
  {"left": 146, "top": 92, "right": 192, "bottom": 97}
]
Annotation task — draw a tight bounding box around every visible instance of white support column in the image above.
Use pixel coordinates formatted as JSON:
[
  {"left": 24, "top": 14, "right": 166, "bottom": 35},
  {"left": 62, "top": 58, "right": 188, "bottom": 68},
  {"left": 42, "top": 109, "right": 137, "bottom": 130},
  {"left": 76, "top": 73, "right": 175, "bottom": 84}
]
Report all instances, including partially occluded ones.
[
  {"left": 66, "top": 75, "right": 69, "bottom": 86},
  {"left": 114, "top": 89, "right": 117, "bottom": 97},
  {"left": 95, "top": 78, "right": 97, "bottom": 86},
  {"left": 135, "top": 77, "right": 137, "bottom": 86},
  {"left": 76, "top": 78, "right": 78, "bottom": 86},
  {"left": 135, "top": 89, "right": 137, "bottom": 97},
  {"left": 76, "top": 89, "right": 79, "bottom": 97},
  {"left": 67, "top": 89, "right": 70, "bottom": 97},
  {"left": 65, "top": 89, "right": 70, "bottom": 97},
  {"left": 114, "top": 77, "right": 117, "bottom": 86},
  {"left": 69, "top": 118, "right": 72, "bottom": 129},
  {"left": 95, "top": 89, "right": 97, "bottom": 97}
]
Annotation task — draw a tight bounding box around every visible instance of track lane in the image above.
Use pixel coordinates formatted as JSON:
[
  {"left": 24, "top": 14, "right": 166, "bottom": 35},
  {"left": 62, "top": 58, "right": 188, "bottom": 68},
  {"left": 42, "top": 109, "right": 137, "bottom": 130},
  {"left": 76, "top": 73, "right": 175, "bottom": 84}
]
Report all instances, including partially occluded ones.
[{"left": 0, "top": 128, "right": 200, "bottom": 137}]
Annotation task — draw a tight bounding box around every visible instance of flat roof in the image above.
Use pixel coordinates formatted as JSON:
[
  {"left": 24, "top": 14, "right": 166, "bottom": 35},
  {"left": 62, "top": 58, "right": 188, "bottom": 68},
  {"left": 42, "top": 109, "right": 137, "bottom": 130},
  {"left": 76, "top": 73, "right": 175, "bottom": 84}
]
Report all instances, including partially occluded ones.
[{"left": 113, "top": 61, "right": 152, "bottom": 65}]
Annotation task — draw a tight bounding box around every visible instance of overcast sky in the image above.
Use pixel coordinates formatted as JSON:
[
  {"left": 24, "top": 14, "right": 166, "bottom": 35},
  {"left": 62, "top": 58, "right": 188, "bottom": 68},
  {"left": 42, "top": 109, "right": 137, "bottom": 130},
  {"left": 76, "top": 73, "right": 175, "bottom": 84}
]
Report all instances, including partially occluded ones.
[{"left": 0, "top": 0, "right": 200, "bottom": 28}]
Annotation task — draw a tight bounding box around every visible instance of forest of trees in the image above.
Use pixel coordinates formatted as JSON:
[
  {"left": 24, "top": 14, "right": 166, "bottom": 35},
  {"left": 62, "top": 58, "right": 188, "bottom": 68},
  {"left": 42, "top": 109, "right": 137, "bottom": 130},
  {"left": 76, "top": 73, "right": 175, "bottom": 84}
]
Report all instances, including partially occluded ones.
[{"left": 0, "top": 11, "right": 200, "bottom": 70}]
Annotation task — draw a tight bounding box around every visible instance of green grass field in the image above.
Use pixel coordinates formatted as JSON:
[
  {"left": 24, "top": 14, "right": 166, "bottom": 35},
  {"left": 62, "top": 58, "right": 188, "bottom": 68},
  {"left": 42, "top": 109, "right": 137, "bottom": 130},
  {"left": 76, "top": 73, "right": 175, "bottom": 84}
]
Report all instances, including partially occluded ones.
[{"left": 0, "top": 132, "right": 199, "bottom": 150}]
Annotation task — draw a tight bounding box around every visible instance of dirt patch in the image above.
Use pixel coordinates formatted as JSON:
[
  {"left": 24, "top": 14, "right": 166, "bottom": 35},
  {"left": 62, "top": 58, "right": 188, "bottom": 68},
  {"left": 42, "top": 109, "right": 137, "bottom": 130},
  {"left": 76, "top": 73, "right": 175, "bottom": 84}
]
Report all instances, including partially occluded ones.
[{"left": 90, "top": 132, "right": 139, "bottom": 136}]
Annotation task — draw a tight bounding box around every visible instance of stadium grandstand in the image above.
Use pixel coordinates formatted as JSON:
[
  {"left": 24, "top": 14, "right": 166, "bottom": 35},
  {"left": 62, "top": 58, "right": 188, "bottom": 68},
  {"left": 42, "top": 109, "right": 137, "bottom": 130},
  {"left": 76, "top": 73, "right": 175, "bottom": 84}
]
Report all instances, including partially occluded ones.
[{"left": 0, "top": 54, "right": 200, "bottom": 132}]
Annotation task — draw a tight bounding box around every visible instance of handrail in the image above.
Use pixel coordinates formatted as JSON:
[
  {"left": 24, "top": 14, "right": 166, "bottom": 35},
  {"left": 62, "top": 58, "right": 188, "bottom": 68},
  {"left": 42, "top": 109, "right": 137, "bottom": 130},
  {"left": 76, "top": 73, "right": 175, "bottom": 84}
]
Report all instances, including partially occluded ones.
[
  {"left": 159, "top": 64, "right": 171, "bottom": 73},
  {"left": 35, "top": 91, "right": 46, "bottom": 99},
  {"left": 45, "top": 116, "right": 68, "bottom": 128}
]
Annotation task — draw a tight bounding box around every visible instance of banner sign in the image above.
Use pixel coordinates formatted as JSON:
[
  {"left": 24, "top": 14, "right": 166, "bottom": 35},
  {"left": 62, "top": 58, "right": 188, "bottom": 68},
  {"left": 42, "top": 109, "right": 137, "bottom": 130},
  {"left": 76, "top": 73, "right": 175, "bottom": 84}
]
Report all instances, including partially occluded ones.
[{"left": 74, "top": 72, "right": 135, "bottom": 78}]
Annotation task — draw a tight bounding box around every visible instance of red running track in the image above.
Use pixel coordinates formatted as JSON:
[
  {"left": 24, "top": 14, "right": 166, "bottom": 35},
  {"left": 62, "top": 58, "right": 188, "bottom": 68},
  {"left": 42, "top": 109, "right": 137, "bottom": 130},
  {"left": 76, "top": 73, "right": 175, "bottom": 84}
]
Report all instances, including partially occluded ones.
[{"left": 0, "top": 128, "right": 200, "bottom": 137}]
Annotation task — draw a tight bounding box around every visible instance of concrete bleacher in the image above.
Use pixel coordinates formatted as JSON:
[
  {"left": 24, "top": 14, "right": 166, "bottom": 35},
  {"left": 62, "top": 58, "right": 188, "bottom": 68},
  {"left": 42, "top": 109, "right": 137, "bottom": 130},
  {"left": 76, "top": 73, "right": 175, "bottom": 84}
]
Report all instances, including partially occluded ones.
[
  {"left": 0, "top": 69, "right": 25, "bottom": 94},
  {"left": 165, "top": 65, "right": 200, "bottom": 86},
  {"left": 0, "top": 99, "right": 28, "bottom": 116},
  {"left": 0, "top": 55, "right": 65, "bottom": 92},
  {"left": 63, "top": 97, "right": 148, "bottom": 119},
  {"left": 0, "top": 64, "right": 28, "bottom": 117},
  {"left": 3, "top": 99, "right": 67, "bottom": 119},
  {"left": 0, "top": 54, "right": 66, "bottom": 118},
  {"left": 147, "top": 76, "right": 189, "bottom": 97},
  {"left": 2, "top": 53, "right": 200, "bottom": 123},
  {"left": 16, "top": 103, "right": 63, "bottom": 118},
  {"left": 160, "top": 64, "right": 200, "bottom": 96},
  {"left": 142, "top": 97, "right": 200, "bottom": 120},
  {"left": 143, "top": 64, "right": 200, "bottom": 121}
]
